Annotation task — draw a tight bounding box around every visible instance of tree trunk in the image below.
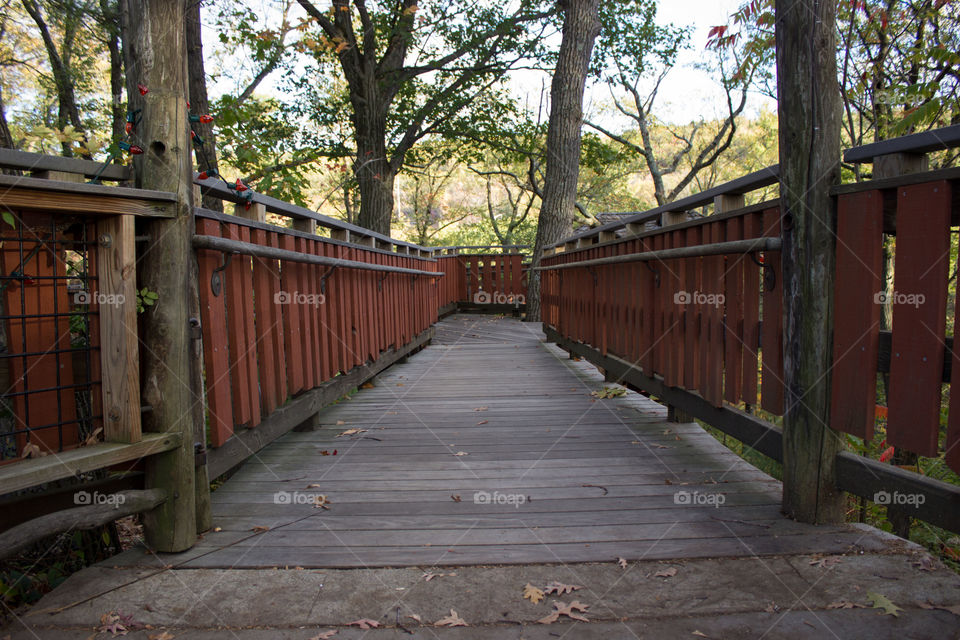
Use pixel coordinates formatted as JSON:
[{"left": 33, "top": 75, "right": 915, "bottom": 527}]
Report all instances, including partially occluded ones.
[
  {"left": 776, "top": 0, "right": 846, "bottom": 524},
  {"left": 526, "top": 0, "right": 600, "bottom": 321},
  {"left": 185, "top": 0, "right": 222, "bottom": 211},
  {"left": 100, "top": 0, "right": 125, "bottom": 147},
  {"left": 354, "top": 104, "right": 395, "bottom": 235},
  {"left": 122, "top": 0, "right": 199, "bottom": 552},
  {"left": 0, "top": 85, "right": 15, "bottom": 150}
]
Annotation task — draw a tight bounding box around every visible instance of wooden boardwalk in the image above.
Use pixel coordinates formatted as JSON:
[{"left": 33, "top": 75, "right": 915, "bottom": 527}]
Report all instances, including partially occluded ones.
[{"left": 135, "top": 314, "right": 884, "bottom": 569}]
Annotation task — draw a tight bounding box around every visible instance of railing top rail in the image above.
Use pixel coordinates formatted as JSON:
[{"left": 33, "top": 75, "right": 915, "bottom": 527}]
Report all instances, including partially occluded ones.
[
  {"left": 195, "top": 208, "right": 437, "bottom": 261},
  {"left": 195, "top": 174, "right": 427, "bottom": 253},
  {"left": 538, "top": 237, "right": 781, "bottom": 270},
  {"left": 0, "top": 148, "right": 133, "bottom": 181},
  {"left": 548, "top": 165, "right": 780, "bottom": 249},
  {"left": 844, "top": 123, "right": 960, "bottom": 163},
  {"left": 431, "top": 244, "right": 530, "bottom": 252},
  {"left": 192, "top": 233, "right": 442, "bottom": 276}
]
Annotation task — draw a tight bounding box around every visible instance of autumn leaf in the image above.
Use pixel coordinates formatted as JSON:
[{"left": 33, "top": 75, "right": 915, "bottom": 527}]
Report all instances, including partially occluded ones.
[
  {"left": 21, "top": 442, "right": 44, "bottom": 458},
  {"left": 474, "top": 406, "right": 488, "bottom": 412},
  {"left": 83, "top": 427, "right": 103, "bottom": 447},
  {"left": 309, "top": 631, "right": 337, "bottom": 639},
  {"left": 434, "top": 609, "right": 468, "bottom": 627},
  {"left": 543, "top": 582, "right": 582, "bottom": 595},
  {"left": 867, "top": 591, "right": 902, "bottom": 617},
  {"left": 403, "top": 4, "right": 418, "bottom": 14},
  {"left": 592, "top": 386, "right": 626, "bottom": 399},
  {"left": 148, "top": 633, "right": 176, "bottom": 640},
  {"left": 809, "top": 555, "right": 842, "bottom": 569},
  {"left": 347, "top": 619, "right": 379, "bottom": 629},
  {"left": 654, "top": 567, "right": 678, "bottom": 578},
  {"left": 523, "top": 583, "right": 545, "bottom": 604},
  {"left": 337, "top": 428, "right": 367, "bottom": 437},
  {"left": 538, "top": 601, "right": 589, "bottom": 624},
  {"left": 251, "top": 525, "right": 270, "bottom": 532},
  {"left": 919, "top": 601, "right": 960, "bottom": 615},
  {"left": 307, "top": 483, "right": 322, "bottom": 488},
  {"left": 454, "top": 451, "right": 468, "bottom": 456},
  {"left": 407, "top": 614, "right": 422, "bottom": 623},
  {"left": 314, "top": 495, "right": 331, "bottom": 510},
  {"left": 476, "top": 420, "right": 488, "bottom": 425},
  {"left": 422, "top": 571, "right": 455, "bottom": 581},
  {"left": 361, "top": 382, "right": 375, "bottom": 389},
  {"left": 826, "top": 601, "right": 866, "bottom": 609},
  {"left": 617, "top": 557, "right": 628, "bottom": 569},
  {"left": 336, "top": 420, "right": 345, "bottom": 425},
  {"left": 451, "top": 495, "right": 461, "bottom": 502}
]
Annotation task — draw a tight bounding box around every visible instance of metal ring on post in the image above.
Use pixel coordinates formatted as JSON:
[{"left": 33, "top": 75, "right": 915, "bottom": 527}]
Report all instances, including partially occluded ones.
[{"left": 210, "top": 252, "right": 234, "bottom": 297}]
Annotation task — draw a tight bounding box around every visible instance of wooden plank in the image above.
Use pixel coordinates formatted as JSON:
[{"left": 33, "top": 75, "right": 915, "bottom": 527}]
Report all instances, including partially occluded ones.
[
  {"left": 0, "top": 432, "right": 181, "bottom": 495},
  {"left": 225, "top": 224, "right": 253, "bottom": 426},
  {"left": 723, "top": 216, "right": 744, "bottom": 404},
  {"left": 741, "top": 212, "right": 761, "bottom": 406},
  {"left": 761, "top": 208, "right": 784, "bottom": 414},
  {"left": 267, "top": 232, "right": 288, "bottom": 406},
  {"left": 829, "top": 190, "right": 883, "bottom": 441},
  {"left": 96, "top": 215, "right": 141, "bottom": 443},
  {"left": 887, "top": 181, "right": 951, "bottom": 456},
  {"left": 280, "top": 234, "right": 304, "bottom": 394},
  {"left": 295, "top": 236, "right": 316, "bottom": 390},
  {"left": 251, "top": 229, "right": 280, "bottom": 416},
  {"left": 683, "top": 226, "right": 701, "bottom": 390},
  {"left": 196, "top": 219, "right": 234, "bottom": 446}
]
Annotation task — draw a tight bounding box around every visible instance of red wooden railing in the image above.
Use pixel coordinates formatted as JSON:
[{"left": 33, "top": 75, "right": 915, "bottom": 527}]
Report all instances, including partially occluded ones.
[
  {"left": 195, "top": 212, "right": 439, "bottom": 447},
  {"left": 436, "top": 251, "right": 527, "bottom": 307}
]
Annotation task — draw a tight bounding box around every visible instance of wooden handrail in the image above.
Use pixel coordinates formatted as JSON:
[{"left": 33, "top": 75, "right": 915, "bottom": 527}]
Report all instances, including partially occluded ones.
[
  {"left": 844, "top": 123, "right": 960, "bottom": 163},
  {"left": 0, "top": 148, "right": 132, "bottom": 181},
  {"left": 536, "top": 237, "right": 781, "bottom": 270}
]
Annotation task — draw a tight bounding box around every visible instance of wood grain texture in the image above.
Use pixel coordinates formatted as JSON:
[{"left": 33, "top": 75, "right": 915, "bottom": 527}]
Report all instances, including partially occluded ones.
[{"left": 165, "top": 315, "right": 869, "bottom": 569}]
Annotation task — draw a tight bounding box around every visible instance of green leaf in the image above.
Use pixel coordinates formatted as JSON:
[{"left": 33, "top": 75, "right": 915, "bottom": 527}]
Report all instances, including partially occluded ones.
[{"left": 867, "top": 591, "right": 902, "bottom": 617}]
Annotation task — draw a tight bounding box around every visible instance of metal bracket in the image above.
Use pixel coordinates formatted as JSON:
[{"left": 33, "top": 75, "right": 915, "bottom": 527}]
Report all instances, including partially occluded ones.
[
  {"left": 645, "top": 261, "right": 660, "bottom": 288},
  {"left": 748, "top": 252, "right": 776, "bottom": 292},
  {"left": 378, "top": 273, "right": 387, "bottom": 292},
  {"left": 210, "top": 252, "right": 234, "bottom": 297},
  {"left": 320, "top": 266, "right": 337, "bottom": 295}
]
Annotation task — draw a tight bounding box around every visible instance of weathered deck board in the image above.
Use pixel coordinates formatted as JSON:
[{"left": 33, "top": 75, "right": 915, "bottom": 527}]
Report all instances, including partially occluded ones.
[{"left": 124, "top": 314, "right": 885, "bottom": 569}]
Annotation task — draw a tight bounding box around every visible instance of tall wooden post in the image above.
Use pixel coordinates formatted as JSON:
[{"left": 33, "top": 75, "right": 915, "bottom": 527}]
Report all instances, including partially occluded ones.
[
  {"left": 776, "top": 0, "right": 846, "bottom": 523},
  {"left": 123, "top": 0, "right": 199, "bottom": 551}
]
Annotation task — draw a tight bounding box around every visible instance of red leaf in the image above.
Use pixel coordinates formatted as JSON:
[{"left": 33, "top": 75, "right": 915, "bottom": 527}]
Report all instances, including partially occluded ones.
[{"left": 879, "top": 446, "right": 895, "bottom": 463}]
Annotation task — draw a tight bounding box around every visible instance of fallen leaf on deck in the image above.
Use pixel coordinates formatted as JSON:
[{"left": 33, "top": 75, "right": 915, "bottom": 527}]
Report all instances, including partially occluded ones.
[
  {"left": 809, "top": 554, "right": 842, "bottom": 568},
  {"left": 523, "top": 583, "right": 545, "bottom": 604},
  {"left": 653, "top": 444, "right": 671, "bottom": 449},
  {"left": 422, "top": 571, "right": 456, "bottom": 581},
  {"left": 692, "top": 632, "right": 709, "bottom": 638},
  {"left": 337, "top": 428, "right": 367, "bottom": 437},
  {"left": 591, "top": 387, "right": 626, "bottom": 399},
  {"left": 307, "top": 483, "right": 322, "bottom": 488},
  {"left": 867, "top": 591, "right": 902, "bottom": 617},
  {"left": 454, "top": 451, "right": 468, "bottom": 456},
  {"left": 320, "top": 450, "right": 331, "bottom": 456},
  {"left": 251, "top": 526, "right": 270, "bottom": 532},
  {"left": 21, "top": 442, "right": 44, "bottom": 459},
  {"left": 544, "top": 582, "right": 582, "bottom": 595},
  {"left": 827, "top": 601, "right": 865, "bottom": 609},
  {"left": 313, "top": 495, "right": 331, "bottom": 509},
  {"left": 148, "top": 633, "right": 175, "bottom": 640},
  {"left": 764, "top": 602, "right": 778, "bottom": 613},
  {"left": 347, "top": 619, "right": 379, "bottom": 629},
  {"left": 336, "top": 420, "right": 345, "bottom": 425},
  {"left": 919, "top": 601, "right": 960, "bottom": 615},
  {"left": 474, "top": 406, "right": 488, "bottom": 412},
  {"left": 476, "top": 420, "right": 488, "bottom": 425},
  {"left": 913, "top": 556, "right": 936, "bottom": 571},
  {"left": 407, "top": 614, "right": 422, "bottom": 623},
  {"left": 654, "top": 567, "right": 678, "bottom": 578},
  {"left": 361, "top": 382, "right": 375, "bottom": 389},
  {"left": 537, "top": 600, "right": 589, "bottom": 624},
  {"left": 434, "top": 609, "right": 468, "bottom": 627},
  {"left": 213, "top": 527, "right": 222, "bottom": 532},
  {"left": 451, "top": 495, "right": 461, "bottom": 502},
  {"left": 83, "top": 427, "right": 103, "bottom": 447},
  {"left": 617, "top": 557, "right": 628, "bottom": 569}
]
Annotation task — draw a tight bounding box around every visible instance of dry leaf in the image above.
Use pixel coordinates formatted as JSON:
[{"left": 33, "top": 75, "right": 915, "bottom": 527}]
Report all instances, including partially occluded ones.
[
  {"left": 454, "top": 451, "right": 468, "bottom": 456},
  {"left": 451, "top": 495, "right": 461, "bottom": 502},
  {"left": 919, "top": 601, "right": 960, "bottom": 615},
  {"left": 213, "top": 527, "right": 222, "bottom": 532},
  {"left": 336, "top": 420, "right": 345, "bottom": 425},
  {"left": 523, "top": 583, "right": 545, "bottom": 604},
  {"left": 313, "top": 495, "right": 331, "bottom": 510},
  {"left": 543, "top": 582, "right": 582, "bottom": 595},
  {"left": 474, "top": 406, "right": 488, "bottom": 412},
  {"left": 251, "top": 525, "right": 270, "bottom": 532},
  {"left": 537, "top": 601, "right": 589, "bottom": 624},
  {"left": 692, "top": 632, "right": 709, "bottom": 638},
  {"left": 422, "top": 571, "right": 455, "bottom": 581},
  {"left": 83, "top": 427, "right": 103, "bottom": 447},
  {"left": 654, "top": 567, "right": 678, "bottom": 578},
  {"left": 361, "top": 382, "right": 375, "bottom": 389},
  {"left": 407, "top": 614, "right": 422, "bottom": 623},
  {"left": 764, "top": 602, "right": 778, "bottom": 613},
  {"left": 148, "top": 633, "right": 175, "bottom": 640},
  {"left": 434, "top": 609, "right": 467, "bottom": 627},
  {"left": 826, "top": 601, "right": 865, "bottom": 610},
  {"left": 617, "top": 557, "right": 628, "bottom": 569},
  {"left": 309, "top": 631, "right": 337, "bottom": 640},
  {"left": 337, "top": 428, "right": 367, "bottom": 437},
  {"left": 21, "top": 442, "right": 43, "bottom": 459},
  {"left": 307, "top": 483, "right": 323, "bottom": 488},
  {"left": 476, "top": 420, "right": 488, "bottom": 425},
  {"left": 320, "top": 450, "right": 331, "bottom": 456},
  {"left": 866, "top": 592, "right": 902, "bottom": 617},
  {"left": 347, "top": 619, "right": 379, "bottom": 629},
  {"left": 809, "top": 554, "right": 842, "bottom": 568}
]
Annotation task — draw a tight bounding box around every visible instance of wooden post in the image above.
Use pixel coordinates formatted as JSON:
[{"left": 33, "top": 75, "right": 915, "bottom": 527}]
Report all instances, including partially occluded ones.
[
  {"left": 96, "top": 215, "right": 141, "bottom": 443},
  {"left": 124, "top": 0, "right": 199, "bottom": 551},
  {"left": 776, "top": 0, "right": 845, "bottom": 524},
  {"left": 661, "top": 210, "right": 690, "bottom": 226},
  {"left": 293, "top": 217, "right": 316, "bottom": 234},
  {"left": 235, "top": 201, "right": 266, "bottom": 223}
]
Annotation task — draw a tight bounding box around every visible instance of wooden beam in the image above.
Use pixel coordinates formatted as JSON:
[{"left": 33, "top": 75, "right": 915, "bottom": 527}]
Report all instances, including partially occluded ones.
[
  {"left": 0, "top": 148, "right": 132, "bottom": 181},
  {"left": 0, "top": 183, "right": 175, "bottom": 217},
  {"left": 776, "top": 0, "right": 845, "bottom": 524},
  {"left": 96, "top": 215, "right": 142, "bottom": 443},
  {"left": 234, "top": 201, "right": 266, "bottom": 223},
  {"left": 292, "top": 217, "right": 316, "bottom": 234},
  {"left": 0, "top": 433, "right": 181, "bottom": 495},
  {"left": 0, "top": 489, "right": 167, "bottom": 560}
]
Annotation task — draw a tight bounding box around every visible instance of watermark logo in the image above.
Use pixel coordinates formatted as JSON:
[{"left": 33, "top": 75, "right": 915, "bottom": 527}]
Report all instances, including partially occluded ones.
[
  {"left": 673, "top": 490, "right": 726, "bottom": 508},
  {"left": 873, "top": 490, "right": 925, "bottom": 507},
  {"left": 274, "top": 290, "right": 326, "bottom": 307},
  {"left": 273, "top": 491, "right": 330, "bottom": 507},
  {"left": 874, "top": 291, "right": 925, "bottom": 308},
  {"left": 472, "top": 291, "right": 525, "bottom": 305},
  {"left": 74, "top": 291, "right": 126, "bottom": 307},
  {"left": 673, "top": 290, "right": 724, "bottom": 308},
  {"left": 473, "top": 490, "right": 527, "bottom": 508},
  {"left": 74, "top": 490, "right": 126, "bottom": 506}
]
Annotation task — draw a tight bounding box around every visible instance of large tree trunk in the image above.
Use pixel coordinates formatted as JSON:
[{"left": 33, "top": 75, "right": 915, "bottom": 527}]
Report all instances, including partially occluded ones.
[
  {"left": 776, "top": 0, "right": 845, "bottom": 524},
  {"left": 0, "top": 85, "right": 15, "bottom": 150},
  {"left": 185, "top": 0, "right": 222, "bottom": 211},
  {"left": 100, "top": 0, "right": 125, "bottom": 146},
  {"left": 526, "top": 0, "right": 600, "bottom": 321},
  {"left": 354, "top": 102, "right": 394, "bottom": 235},
  {"left": 122, "top": 0, "right": 200, "bottom": 552}
]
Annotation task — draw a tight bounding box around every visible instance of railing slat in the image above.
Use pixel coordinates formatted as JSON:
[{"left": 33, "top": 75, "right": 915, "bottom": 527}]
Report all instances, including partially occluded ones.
[
  {"left": 887, "top": 181, "right": 952, "bottom": 457},
  {"left": 761, "top": 208, "right": 784, "bottom": 414},
  {"left": 723, "top": 216, "right": 744, "bottom": 405},
  {"left": 829, "top": 190, "right": 884, "bottom": 441},
  {"left": 741, "top": 213, "right": 762, "bottom": 407},
  {"left": 280, "top": 234, "right": 304, "bottom": 394}
]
